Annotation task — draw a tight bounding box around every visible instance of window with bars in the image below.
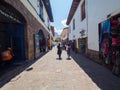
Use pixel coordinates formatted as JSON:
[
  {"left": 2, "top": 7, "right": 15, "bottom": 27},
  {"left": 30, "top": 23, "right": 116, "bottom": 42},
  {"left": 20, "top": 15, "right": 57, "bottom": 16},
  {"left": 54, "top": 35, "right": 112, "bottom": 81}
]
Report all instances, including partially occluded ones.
[{"left": 39, "top": 0, "right": 44, "bottom": 22}]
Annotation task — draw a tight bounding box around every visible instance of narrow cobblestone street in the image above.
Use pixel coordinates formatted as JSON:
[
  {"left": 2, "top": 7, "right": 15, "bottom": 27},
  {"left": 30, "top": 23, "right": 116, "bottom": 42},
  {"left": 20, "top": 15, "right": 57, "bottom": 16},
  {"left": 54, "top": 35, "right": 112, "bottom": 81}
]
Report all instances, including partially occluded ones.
[{"left": 1, "top": 46, "right": 120, "bottom": 90}]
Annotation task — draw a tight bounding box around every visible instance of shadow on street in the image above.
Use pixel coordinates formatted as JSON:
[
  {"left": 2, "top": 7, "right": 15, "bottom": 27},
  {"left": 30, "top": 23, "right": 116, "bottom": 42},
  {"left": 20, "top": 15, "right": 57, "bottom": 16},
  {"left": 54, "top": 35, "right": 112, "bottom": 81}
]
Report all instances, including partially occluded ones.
[
  {"left": 0, "top": 52, "right": 46, "bottom": 88},
  {"left": 70, "top": 51, "right": 120, "bottom": 90}
]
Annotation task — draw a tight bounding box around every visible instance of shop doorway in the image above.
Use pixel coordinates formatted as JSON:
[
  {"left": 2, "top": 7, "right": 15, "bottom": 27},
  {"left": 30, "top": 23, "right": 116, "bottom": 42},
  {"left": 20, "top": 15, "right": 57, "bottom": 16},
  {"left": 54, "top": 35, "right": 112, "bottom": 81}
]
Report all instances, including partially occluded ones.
[
  {"left": 99, "top": 13, "right": 120, "bottom": 75},
  {"left": 0, "top": 23, "right": 26, "bottom": 62},
  {"left": 38, "top": 30, "right": 46, "bottom": 52},
  {"left": 0, "top": 1, "right": 26, "bottom": 65},
  {"left": 34, "top": 30, "right": 45, "bottom": 59}
]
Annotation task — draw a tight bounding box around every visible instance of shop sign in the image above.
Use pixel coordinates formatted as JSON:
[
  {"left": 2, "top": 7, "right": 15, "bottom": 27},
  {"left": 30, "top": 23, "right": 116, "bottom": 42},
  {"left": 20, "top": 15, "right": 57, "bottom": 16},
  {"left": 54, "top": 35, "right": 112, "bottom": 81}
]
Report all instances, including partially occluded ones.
[
  {"left": 80, "top": 30, "right": 85, "bottom": 37},
  {"left": 0, "top": 9, "right": 21, "bottom": 23}
]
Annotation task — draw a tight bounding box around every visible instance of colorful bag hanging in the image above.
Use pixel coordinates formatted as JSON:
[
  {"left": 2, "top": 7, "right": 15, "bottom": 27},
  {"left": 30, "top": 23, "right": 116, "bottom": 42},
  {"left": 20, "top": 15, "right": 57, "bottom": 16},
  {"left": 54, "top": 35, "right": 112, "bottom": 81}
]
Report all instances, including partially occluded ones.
[
  {"left": 111, "top": 20, "right": 118, "bottom": 25},
  {"left": 112, "top": 38, "right": 117, "bottom": 46},
  {"left": 111, "top": 20, "right": 118, "bottom": 28},
  {"left": 112, "top": 36, "right": 120, "bottom": 46},
  {"left": 117, "top": 36, "right": 120, "bottom": 46}
]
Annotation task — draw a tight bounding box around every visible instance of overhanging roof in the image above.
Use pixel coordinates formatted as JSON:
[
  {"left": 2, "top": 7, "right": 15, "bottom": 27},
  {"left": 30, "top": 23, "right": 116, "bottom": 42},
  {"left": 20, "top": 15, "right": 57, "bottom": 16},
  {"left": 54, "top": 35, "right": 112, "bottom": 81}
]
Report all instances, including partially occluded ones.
[
  {"left": 66, "top": 0, "right": 80, "bottom": 25},
  {"left": 42, "top": 0, "right": 54, "bottom": 22}
]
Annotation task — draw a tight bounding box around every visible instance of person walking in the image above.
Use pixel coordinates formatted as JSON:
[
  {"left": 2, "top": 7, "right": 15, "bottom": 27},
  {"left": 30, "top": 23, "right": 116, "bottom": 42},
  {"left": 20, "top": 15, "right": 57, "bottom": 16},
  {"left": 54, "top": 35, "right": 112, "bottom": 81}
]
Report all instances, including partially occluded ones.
[
  {"left": 57, "top": 43, "right": 62, "bottom": 59},
  {"left": 66, "top": 44, "right": 71, "bottom": 59}
]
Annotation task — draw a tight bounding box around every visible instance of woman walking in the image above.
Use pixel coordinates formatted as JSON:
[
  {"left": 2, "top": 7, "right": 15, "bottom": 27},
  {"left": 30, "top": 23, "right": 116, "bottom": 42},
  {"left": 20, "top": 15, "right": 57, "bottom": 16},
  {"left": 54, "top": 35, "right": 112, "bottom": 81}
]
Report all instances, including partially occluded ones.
[{"left": 66, "top": 44, "right": 71, "bottom": 59}]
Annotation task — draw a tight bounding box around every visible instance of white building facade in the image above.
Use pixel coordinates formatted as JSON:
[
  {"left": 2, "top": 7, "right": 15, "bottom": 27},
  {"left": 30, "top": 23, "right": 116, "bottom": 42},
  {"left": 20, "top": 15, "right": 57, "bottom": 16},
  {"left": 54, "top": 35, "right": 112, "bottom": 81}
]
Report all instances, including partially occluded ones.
[
  {"left": 20, "top": 0, "right": 54, "bottom": 58},
  {"left": 20, "top": 0, "right": 52, "bottom": 33},
  {"left": 67, "top": 0, "right": 120, "bottom": 60},
  {"left": 87, "top": 0, "right": 120, "bottom": 52},
  {"left": 67, "top": 0, "right": 87, "bottom": 53}
]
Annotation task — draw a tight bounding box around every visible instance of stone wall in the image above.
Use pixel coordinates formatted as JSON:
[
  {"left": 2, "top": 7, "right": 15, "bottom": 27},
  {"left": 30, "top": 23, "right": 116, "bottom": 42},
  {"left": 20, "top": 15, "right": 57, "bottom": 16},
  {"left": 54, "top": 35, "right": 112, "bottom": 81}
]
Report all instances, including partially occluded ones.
[
  {"left": 86, "top": 49, "right": 101, "bottom": 64},
  {"left": 4, "top": 0, "right": 49, "bottom": 60}
]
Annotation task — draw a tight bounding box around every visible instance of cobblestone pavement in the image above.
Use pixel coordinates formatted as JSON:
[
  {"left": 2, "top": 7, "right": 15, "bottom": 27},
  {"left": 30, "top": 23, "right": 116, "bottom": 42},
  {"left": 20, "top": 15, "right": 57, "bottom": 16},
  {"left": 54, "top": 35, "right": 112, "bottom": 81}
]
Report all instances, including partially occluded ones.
[{"left": 1, "top": 46, "right": 120, "bottom": 90}]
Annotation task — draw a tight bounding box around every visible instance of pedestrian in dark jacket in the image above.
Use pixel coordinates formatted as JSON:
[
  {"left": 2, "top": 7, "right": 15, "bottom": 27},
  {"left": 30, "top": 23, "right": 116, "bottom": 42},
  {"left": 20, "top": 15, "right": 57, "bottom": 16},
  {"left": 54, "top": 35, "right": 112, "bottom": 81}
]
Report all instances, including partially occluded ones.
[{"left": 57, "top": 43, "right": 62, "bottom": 59}]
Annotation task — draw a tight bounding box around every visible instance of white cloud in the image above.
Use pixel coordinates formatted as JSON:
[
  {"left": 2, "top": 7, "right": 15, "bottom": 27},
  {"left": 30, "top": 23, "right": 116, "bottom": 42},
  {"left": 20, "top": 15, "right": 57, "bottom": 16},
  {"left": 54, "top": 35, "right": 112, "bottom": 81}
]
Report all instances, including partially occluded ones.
[
  {"left": 61, "top": 19, "right": 68, "bottom": 27},
  {"left": 53, "top": 19, "right": 68, "bottom": 36},
  {"left": 55, "top": 28, "right": 62, "bottom": 35}
]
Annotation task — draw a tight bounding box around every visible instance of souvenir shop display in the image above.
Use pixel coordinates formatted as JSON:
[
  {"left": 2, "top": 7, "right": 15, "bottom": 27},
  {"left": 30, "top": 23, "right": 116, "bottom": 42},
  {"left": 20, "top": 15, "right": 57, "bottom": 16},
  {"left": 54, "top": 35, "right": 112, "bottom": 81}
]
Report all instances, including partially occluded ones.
[
  {"left": 99, "top": 15, "right": 120, "bottom": 75},
  {"left": 111, "top": 18, "right": 120, "bottom": 75}
]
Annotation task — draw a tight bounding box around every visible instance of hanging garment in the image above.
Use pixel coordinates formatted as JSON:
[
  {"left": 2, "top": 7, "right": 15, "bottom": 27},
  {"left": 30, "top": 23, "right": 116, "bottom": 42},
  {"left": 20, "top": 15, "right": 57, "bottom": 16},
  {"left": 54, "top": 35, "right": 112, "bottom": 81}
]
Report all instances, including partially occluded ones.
[
  {"left": 105, "top": 54, "right": 109, "bottom": 64},
  {"left": 112, "top": 38, "right": 118, "bottom": 46},
  {"left": 117, "top": 36, "right": 120, "bottom": 46},
  {"left": 100, "top": 20, "right": 111, "bottom": 44},
  {"left": 1, "top": 50, "right": 13, "bottom": 61},
  {"left": 111, "top": 20, "right": 118, "bottom": 27},
  {"left": 102, "top": 20, "right": 111, "bottom": 34},
  {"left": 112, "top": 36, "right": 120, "bottom": 46},
  {"left": 101, "top": 39, "right": 109, "bottom": 57}
]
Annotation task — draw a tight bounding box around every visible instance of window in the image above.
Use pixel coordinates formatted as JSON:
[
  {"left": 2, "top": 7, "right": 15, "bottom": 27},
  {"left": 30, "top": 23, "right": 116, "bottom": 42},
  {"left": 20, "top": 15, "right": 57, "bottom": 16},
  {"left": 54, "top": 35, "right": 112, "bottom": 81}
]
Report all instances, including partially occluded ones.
[
  {"left": 37, "top": 0, "right": 39, "bottom": 7},
  {"left": 73, "top": 19, "right": 75, "bottom": 30},
  {"left": 81, "top": 0, "right": 86, "bottom": 21},
  {"left": 39, "top": 0, "right": 44, "bottom": 22},
  {"left": 73, "top": 35, "right": 75, "bottom": 38}
]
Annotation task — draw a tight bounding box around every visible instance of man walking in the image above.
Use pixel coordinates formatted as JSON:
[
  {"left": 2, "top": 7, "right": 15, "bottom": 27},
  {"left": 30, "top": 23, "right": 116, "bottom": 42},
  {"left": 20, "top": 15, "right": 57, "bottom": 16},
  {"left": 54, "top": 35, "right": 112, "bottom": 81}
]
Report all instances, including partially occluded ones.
[{"left": 57, "top": 43, "right": 62, "bottom": 59}]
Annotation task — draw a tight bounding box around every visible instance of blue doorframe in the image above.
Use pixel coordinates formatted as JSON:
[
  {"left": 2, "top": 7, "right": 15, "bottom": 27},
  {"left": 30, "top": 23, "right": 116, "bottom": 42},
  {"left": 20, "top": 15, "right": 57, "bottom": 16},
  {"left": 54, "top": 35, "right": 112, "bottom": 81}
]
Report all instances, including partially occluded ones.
[
  {"left": 4, "top": 23, "right": 26, "bottom": 61},
  {"left": 34, "top": 30, "right": 46, "bottom": 58}
]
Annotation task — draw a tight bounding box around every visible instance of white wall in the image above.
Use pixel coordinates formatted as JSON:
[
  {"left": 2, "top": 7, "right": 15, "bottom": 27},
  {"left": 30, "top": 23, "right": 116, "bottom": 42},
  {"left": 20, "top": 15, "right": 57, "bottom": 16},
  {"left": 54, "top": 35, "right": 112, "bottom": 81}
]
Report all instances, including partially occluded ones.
[
  {"left": 28, "top": 0, "right": 39, "bottom": 14},
  {"left": 43, "top": 6, "right": 50, "bottom": 28},
  {"left": 28, "top": 0, "right": 50, "bottom": 28},
  {"left": 69, "top": 0, "right": 87, "bottom": 48},
  {"left": 87, "top": 0, "right": 120, "bottom": 51},
  {"left": 20, "top": 0, "right": 50, "bottom": 33}
]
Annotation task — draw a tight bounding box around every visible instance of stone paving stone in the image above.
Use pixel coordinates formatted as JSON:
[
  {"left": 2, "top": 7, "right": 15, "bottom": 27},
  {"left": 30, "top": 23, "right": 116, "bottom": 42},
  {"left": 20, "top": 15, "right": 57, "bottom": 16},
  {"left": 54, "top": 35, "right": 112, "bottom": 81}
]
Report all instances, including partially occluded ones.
[{"left": 1, "top": 46, "right": 120, "bottom": 90}]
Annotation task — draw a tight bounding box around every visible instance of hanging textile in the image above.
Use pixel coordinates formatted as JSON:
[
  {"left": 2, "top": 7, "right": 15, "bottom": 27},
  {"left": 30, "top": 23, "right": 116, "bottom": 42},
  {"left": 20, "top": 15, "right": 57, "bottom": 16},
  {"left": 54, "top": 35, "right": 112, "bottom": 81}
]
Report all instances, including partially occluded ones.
[
  {"left": 99, "top": 20, "right": 111, "bottom": 44},
  {"left": 102, "top": 20, "right": 111, "bottom": 33}
]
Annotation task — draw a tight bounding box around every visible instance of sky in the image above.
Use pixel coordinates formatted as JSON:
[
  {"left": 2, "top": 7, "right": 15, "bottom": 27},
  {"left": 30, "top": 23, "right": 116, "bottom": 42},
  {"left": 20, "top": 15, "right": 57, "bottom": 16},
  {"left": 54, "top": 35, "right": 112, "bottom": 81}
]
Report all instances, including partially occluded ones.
[{"left": 50, "top": 0, "right": 73, "bottom": 35}]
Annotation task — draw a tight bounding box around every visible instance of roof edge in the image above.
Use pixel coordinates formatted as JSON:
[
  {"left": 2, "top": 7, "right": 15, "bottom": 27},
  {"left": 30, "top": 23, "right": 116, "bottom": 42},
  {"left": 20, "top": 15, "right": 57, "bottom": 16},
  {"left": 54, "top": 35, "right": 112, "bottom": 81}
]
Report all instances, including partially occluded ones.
[
  {"left": 42, "top": 0, "right": 54, "bottom": 22},
  {"left": 66, "top": 0, "right": 80, "bottom": 25}
]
